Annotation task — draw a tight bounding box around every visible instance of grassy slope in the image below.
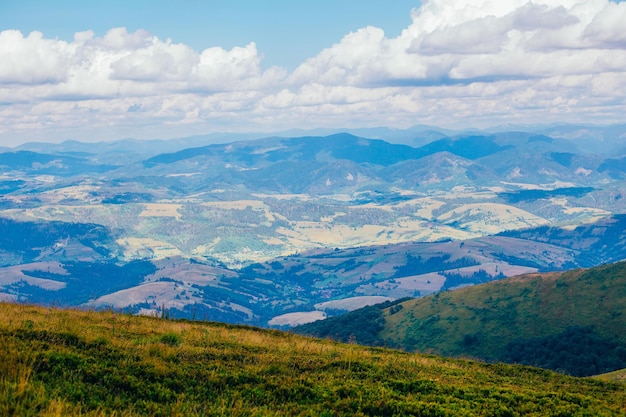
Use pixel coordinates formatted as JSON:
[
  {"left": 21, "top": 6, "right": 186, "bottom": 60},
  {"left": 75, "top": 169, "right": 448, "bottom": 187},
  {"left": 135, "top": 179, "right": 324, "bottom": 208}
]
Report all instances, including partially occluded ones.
[
  {"left": 595, "top": 368, "right": 626, "bottom": 384},
  {"left": 381, "top": 261, "right": 626, "bottom": 363},
  {"left": 1, "top": 303, "right": 625, "bottom": 416}
]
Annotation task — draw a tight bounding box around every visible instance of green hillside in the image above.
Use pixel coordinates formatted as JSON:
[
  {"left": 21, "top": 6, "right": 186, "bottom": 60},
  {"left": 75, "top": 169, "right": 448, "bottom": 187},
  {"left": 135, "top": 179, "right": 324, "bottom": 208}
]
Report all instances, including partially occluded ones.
[
  {"left": 383, "top": 261, "right": 626, "bottom": 375},
  {"left": 595, "top": 368, "right": 626, "bottom": 384},
  {"left": 2, "top": 303, "right": 625, "bottom": 416},
  {"left": 295, "top": 261, "right": 626, "bottom": 377}
]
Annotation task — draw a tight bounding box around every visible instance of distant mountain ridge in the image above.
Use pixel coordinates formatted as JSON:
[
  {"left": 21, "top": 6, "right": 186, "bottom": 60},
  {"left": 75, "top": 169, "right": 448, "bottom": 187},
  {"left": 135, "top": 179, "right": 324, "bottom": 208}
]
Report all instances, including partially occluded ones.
[
  {"left": 131, "top": 130, "right": 620, "bottom": 199},
  {"left": 0, "top": 150, "right": 117, "bottom": 175},
  {"left": 9, "top": 122, "right": 626, "bottom": 154},
  {"left": 142, "top": 132, "right": 567, "bottom": 171}
]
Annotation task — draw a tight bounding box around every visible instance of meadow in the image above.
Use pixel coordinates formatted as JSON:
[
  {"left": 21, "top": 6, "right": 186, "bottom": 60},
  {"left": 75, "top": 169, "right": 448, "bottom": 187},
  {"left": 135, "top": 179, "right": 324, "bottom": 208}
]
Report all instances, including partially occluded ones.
[{"left": 1, "top": 302, "right": 625, "bottom": 416}]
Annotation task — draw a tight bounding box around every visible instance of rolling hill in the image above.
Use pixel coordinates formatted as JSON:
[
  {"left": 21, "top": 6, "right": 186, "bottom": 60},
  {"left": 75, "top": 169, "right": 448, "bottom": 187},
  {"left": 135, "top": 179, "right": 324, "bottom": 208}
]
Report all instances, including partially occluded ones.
[
  {"left": 4, "top": 214, "right": 626, "bottom": 327},
  {"left": 1, "top": 302, "right": 625, "bottom": 416},
  {"left": 2, "top": 127, "right": 626, "bottom": 325},
  {"left": 294, "top": 260, "right": 626, "bottom": 377}
]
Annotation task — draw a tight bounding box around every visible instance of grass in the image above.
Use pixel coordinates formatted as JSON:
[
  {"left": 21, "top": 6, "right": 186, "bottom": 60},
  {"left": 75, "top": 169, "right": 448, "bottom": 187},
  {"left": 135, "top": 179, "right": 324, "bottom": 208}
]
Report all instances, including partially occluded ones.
[
  {"left": 1, "top": 302, "right": 625, "bottom": 416},
  {"left": 381, "top": 262, "right": 626, "bottom": 368},
  {"left": 595, "top": 368, "right": 626, "bottom": 384}
]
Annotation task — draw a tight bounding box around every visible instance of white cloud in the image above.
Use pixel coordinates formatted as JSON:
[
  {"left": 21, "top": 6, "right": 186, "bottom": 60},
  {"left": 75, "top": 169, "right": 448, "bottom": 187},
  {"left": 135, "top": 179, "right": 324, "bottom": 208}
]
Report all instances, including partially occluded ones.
[
  {"left": 99, "top": 27, "right": 153, "bottom": 50},
  {"left": 0, "top": 30, "right": 72, "bottom": 84},
  {"left": 295, "top": 0, "right": 625, "bottom": 86},
  {"left": 1, "top": 0, "right": 626, "bottom": 145},
  {"left": 0, "top": 27, "right": 275, "bottom": 97},
  {"left": 583, "top": 2, "right": 626, "bottom": 47},
  {"left": 418, "top": 16, "right": 511, "bottom": 55},
  {"left": 110, "top": 40, "right": 197, "bottom": 82},
  {"left": 511, "top": 3, "right": 579, "bottom": 31}
]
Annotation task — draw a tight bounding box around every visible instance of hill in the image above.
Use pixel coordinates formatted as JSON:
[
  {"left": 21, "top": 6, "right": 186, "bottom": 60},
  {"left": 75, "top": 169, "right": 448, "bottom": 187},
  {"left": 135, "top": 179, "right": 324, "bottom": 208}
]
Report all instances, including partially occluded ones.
[
  {"left": 295, "top": 261, "right": 626, "bottom": 377},
  {"left": 3, "top": 129, "right": 626, "bottom": 322},
  {"left": 4, "top": 215, "right": 626, "bottom": 327},
  {"left": 595, "top": 368, "right": 626, "bottom": 384},
  {"left": 1, "top": 302, "right": 625, "bottom": 416}
]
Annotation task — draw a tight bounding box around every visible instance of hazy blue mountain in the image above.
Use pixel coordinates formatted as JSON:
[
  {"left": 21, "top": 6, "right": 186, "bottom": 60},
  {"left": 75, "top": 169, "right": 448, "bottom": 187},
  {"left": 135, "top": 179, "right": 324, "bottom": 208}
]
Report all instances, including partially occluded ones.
[
  {"left": 0, "top": 150, "right": 118, "bottom": 176},
  {"left": 379, "top": 152, "right": 497, "bottom": 188},
  {"left": 2, "top": 126, "right": 626, "bottom": 327},
  {"left": 599, "top": 156, "right": 626, "bottom": 179}
]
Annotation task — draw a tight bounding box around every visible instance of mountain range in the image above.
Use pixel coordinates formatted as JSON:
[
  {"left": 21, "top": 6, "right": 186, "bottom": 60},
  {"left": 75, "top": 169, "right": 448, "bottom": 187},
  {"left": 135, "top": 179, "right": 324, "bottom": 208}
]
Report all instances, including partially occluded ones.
[{"left": 1, "top": 123, "right": 626, "bottom": 328}]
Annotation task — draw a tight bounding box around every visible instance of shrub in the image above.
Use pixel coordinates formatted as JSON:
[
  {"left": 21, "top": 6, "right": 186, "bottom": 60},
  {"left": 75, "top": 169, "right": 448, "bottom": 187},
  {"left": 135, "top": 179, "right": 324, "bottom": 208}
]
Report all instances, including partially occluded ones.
[{"left": 159, "top": 333, "right": 181, "bottom": 347}]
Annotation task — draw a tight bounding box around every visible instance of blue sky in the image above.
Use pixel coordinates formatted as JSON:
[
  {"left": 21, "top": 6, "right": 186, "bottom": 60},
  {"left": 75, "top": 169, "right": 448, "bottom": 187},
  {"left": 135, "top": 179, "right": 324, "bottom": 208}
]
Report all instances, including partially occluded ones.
[
  {"left": 1, "top": 0, "right": 413, "bottom": 70},
  {"left": 1, "top": 0, "right": 626, "bottom": 145}
]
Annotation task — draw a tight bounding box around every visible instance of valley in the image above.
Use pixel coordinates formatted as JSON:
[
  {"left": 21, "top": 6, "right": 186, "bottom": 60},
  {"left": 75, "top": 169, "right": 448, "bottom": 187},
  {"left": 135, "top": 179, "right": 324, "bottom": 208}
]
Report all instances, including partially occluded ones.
[{"left": 1, "top": 126, "right": 626, "bottom": 327}]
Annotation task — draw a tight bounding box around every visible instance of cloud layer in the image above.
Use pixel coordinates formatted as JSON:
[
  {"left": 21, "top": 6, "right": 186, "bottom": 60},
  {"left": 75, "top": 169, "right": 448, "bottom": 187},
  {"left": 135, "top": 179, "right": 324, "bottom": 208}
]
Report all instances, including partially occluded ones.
[{"left": 1, "top": 0, "right": 625, "bottom": 144}]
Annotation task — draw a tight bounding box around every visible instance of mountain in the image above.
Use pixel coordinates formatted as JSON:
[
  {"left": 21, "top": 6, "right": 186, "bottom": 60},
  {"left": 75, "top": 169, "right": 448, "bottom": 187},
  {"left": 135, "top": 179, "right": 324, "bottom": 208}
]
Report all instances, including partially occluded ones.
[
  {"left": 379, "top": 152, "right": 497, "bottom": 188},
  {"left": 533, "top": 123, "right": 626, "bottom": 154},
  {"left": 0, "top": 150, "right": 117, "bottom": 176},
  {"left": 294, "top": 261, "right": 626, "bottom": 377},
  {"left": 2, "top": 302, "right": 625, "bottom": 416},
  {"left": 2, "top": 128, "right": 626, "bottom": 325},
  {"left": 143, "top": 133, "right": 424, "bottom": 168},
  {"left": 599, "top": 156, "right": 626, "bottom": 179},
  {"left": 498, "top": 215, "right": 626, "bottom": 267},
  {"left": 238, "top": 158, "right": 381, "bottom": 195}
]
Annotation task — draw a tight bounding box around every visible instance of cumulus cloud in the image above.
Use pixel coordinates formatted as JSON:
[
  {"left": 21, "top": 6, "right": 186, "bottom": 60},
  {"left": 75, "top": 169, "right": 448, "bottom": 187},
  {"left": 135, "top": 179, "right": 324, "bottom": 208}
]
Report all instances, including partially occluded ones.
[
  {"left": 418, "top": 16, "right": 511, "bottom": 55},
  {"left": 0, "top": 27, "right": 275, "bottom": 97},
  {"left": 0, "top": 30, "right": 73, "bottom": 84},
  {"left": 271, "top": 0, "right": 626, "bottom": 129},
  {"left": 1, "top": 0, "right": 626, "bottom": 144},
  {"left": 109, "top": 40, "right": 197, "bottom": 82},
  {"left": 511, "top": 3, "right": 579, "bottom": 31},
  {"left": 583, "top": 2, "right": 626, "bottom": 47},
  {"left": 296, "top": 0, "right": 626, "bottom": 86}
]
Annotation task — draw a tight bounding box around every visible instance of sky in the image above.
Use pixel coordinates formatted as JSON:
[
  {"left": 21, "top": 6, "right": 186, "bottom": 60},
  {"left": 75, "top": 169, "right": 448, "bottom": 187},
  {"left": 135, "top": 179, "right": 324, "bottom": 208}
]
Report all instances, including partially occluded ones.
[{"left": 1, "top": 0, "right": 626, "bottom": 146}]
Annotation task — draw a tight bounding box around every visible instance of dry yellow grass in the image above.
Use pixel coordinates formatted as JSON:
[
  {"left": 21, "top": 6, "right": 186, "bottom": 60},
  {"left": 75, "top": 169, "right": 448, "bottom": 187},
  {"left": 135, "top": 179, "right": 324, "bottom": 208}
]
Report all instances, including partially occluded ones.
[{"left": 138, "top": 204, "right": 183, "bottom": 218}]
